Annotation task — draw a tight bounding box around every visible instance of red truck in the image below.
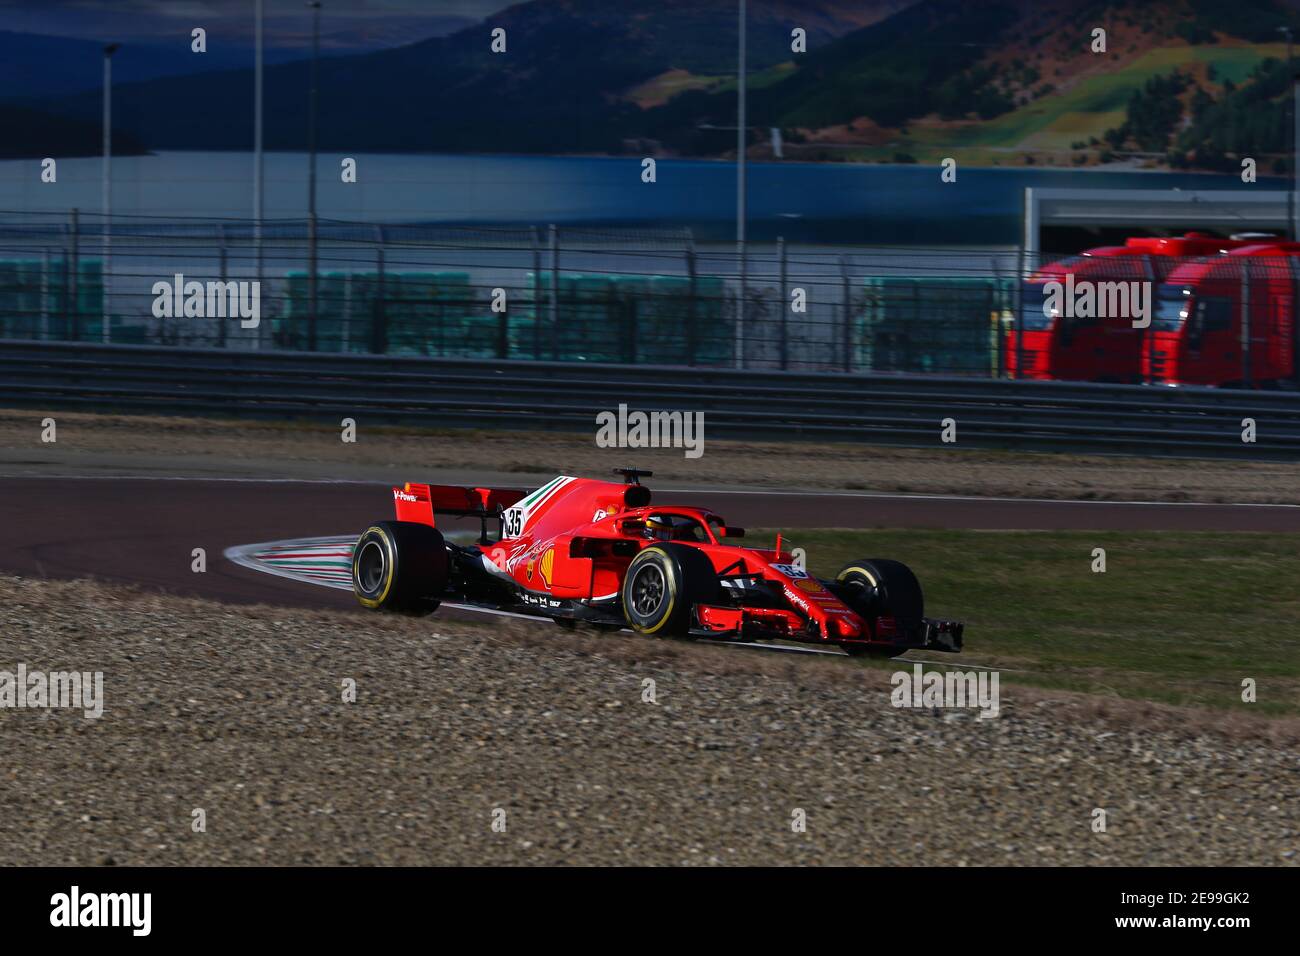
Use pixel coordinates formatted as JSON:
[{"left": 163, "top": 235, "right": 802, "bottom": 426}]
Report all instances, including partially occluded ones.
[
  {"left": 1148, "top": 243, "right": 1299, "bottom": 388},
  {"left": 1007, "top": 233, "right": 1278, "bottom": 384}
]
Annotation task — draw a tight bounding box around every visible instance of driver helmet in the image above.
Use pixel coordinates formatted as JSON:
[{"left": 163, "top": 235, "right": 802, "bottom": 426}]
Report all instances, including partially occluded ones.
[{"left": 644, "top": 514, "right": 673, "bottom": 541}]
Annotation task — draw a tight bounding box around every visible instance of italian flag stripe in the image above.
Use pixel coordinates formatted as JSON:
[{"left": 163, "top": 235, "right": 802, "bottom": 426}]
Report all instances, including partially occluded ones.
[{"left": 517, "top": 475, "right": 565, "bottom": 509}]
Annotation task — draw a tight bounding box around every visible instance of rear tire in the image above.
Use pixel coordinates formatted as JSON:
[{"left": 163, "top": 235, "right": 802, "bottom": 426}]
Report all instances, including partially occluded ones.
[
  {"left": 353, "top": 521, "right": 448, "bottom": 616},
  {"left": 621, "top": 544, "right": 719, "bottom": 637},
  {"left": 833, "top": 558, "right": 924, "bottom": 654}
]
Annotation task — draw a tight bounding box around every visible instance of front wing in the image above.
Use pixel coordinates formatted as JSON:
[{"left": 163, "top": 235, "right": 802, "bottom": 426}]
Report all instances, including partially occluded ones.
[{"left": 695, "top": 603, "right": 963, "bottom": 653}]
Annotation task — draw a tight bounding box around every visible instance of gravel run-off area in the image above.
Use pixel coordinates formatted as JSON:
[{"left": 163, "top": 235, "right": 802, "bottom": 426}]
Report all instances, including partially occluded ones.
[{"left": 3, "top": 575, "right": 1298, "bottom": 866}]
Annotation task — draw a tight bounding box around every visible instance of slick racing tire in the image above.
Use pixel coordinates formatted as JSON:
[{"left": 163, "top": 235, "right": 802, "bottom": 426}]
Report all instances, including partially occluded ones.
[
  {"left": 352, "top": 521, "right": 448, "bottom": 616},
  {"left": 833, "top": 558, "right": 924, "bottom": 656},
  {"left": 621, "top": 544, "right": 719, "bottom": 637}
]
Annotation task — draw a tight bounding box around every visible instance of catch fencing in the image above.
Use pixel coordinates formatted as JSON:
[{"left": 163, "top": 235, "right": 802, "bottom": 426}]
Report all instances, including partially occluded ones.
[
  {"left": 0, "top": 210, "right": 1021, "bottom": 375},
  {"left": 1, "top": 211, "right": 1299, "bottom": 391}
]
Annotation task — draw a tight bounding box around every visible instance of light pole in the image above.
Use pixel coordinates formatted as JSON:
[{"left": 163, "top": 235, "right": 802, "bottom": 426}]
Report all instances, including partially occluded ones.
[
  {"left": 735, "top": 0, "right": 747, "bottom": 368},
  {"left": 1290, "top": 28, "right": 1297, "bottom": 242},
  {"left": 1280, "top": 27, "right": 1295, "bottom": 240},
  {"left": 254, "top": 0, "right": 264, "bottom": 324},
  {"left": 102, "top": 42, "right": 120, "bottom": 344},
  {"left": 307, "top": 1, "right": 321, "bottom": 351}
]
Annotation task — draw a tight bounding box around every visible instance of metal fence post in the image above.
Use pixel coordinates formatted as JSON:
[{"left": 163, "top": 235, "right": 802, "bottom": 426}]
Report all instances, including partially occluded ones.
[
  {"left": 40, "top": 249, "right": 50, "bottom": 341},
  {"left": 1014, "top": 241, "right": 1026, "bottom": 380},
  {"left": 59, "top": 247, "right": 69, "bottom": 341},
  {"left": 497, "top": 300, "right": 510, "bottom": 359},
  {"left": 308, "top": 218, "right": 318, "bottom": 352},
  {"left": 373, "top": 245, "right": 387, "bottom": 354},
  {"left": 840, "top": 254, "right": 852, "bottom": 373},
  {"left": 69, "top": 209, "right": 80, "bottom": 342},
  {"left": 1241, "top": 257, "right": 1252, "bottom": 387},
  {"left": 686, "top": 237, "right": 698, "bottom": 367},
  {"left": 341, "top": 272, "right": 352, "bottom": 353},
  {"left": 1291, "top": 253, "right": 1300, "bottom": 383},
  {"left": 549, "top": 224, "right": 559, "bottom": 361},
  {"left": 102, "top": 211, "right": 112, "bottom": 346},
  {"left": 777, "top": 236, "right": 788, "bottom": 370},
  {"left": 625, "top": 296, "right": 638, "bottom": 364},
  {"left": 986, "top": 281, "right": 995, "bottom": 379},
  {"left": 531, "top": 226, "right": 542, "bottom": 360},
  {"left": 736, "top": 247, "right": 747, "bottom": 370},
  {"left": 251, "top": 219, "right": 264, "bottom": 352},
  {"left": 373, "top": 225, "right": 387, "bottom": 355},
  {"left": 987, "top": 261, "right": 998, "bottom": 382},
  {"left": 1141, "top": 254, "right": 1155, "bottom": 385},
  {"left": 218, "top": 225, "right": 228, "bottom": 348},
  {"left": 911, "top": 279, "right": 921, "bottom": 373}
]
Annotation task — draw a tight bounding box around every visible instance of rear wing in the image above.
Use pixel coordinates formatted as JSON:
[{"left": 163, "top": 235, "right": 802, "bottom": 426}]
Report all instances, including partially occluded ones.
[{"left": 393, "top": 482, "right": 526, "bottom": 528}]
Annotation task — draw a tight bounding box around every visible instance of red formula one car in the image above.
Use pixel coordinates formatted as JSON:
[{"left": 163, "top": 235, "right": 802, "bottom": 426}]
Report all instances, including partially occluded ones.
[{"left": 351, "top": 470, "right": 962, "bottom": 657}]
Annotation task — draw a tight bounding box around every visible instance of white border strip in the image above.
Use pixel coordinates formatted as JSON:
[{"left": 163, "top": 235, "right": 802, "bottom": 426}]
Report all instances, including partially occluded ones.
[
  {"left": 223, "top": 536, "right": 357, "bottom": 591},
  {"left": 10, "top": 474, "right": 1299, "bottom": 510},
  {"left": 223, "top": 535, "right": 555, "bottom": 622},
  {"left": 673, "top": 488, "right": 1300, "bottom": 510}
]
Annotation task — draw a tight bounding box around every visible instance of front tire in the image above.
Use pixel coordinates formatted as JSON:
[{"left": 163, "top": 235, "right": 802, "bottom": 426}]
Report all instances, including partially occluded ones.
[
  {"left": 621, "top": 544, "right": 719, "bottom": 637},
  {"left": 353, "top": 521, "right": 448, "bottom": 615},
  {"left": 834, "top": 558, "right": 924, "bottom": 655}
]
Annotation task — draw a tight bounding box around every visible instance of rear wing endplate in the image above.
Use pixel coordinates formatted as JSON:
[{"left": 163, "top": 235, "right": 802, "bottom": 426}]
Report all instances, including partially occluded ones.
[{"left": 393, "top": 482, "right": 526, "bottom": 528}]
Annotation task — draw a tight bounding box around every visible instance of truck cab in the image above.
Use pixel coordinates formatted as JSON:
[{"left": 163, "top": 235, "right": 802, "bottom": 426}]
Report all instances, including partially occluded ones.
[
  {"left": 1008, "top": 234, "right": 1272, "bottom": 383},
  {"left": 1149, "top": 243, "right": 1299, "bottom": 388}
]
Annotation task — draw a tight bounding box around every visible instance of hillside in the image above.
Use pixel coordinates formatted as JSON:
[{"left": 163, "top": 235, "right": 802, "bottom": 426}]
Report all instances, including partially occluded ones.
[
  {"left": 6, "top": 0, "right": 1300, "bottom": 171},
  {"left": 3, "top": 0, "right": 911, "bottom": 157},
  {"left": 640, "top": 0, "right": 1300, "bottom": 171},
  {"left": 0, "top": 103, "right": 146, "bottom": 159},
  {"left": 0, "top": 30, "right": 308, "bottom": 98}
]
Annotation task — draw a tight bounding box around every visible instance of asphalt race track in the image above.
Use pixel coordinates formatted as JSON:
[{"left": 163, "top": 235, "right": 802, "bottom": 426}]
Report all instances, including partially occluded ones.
[{"left": 2, "top": 476, "right": 1298, "bottom": 611}]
